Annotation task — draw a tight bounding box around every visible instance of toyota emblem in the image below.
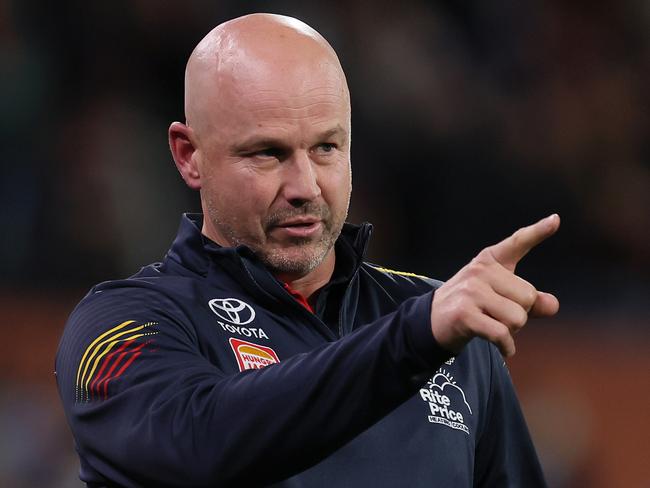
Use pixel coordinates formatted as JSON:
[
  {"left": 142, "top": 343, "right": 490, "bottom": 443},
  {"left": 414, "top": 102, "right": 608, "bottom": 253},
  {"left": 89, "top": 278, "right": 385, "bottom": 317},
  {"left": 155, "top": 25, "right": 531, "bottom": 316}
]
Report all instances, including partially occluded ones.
[{"left": 208, "top": 298, "right": 256, "bottom": 325}]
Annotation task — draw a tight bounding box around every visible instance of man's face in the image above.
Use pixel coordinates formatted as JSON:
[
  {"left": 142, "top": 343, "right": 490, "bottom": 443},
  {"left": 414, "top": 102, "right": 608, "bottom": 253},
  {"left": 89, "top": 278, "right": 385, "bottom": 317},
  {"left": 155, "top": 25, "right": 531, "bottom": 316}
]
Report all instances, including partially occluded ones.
[{"left": 195, "top": 58, "right": 352, "bottom": 277}]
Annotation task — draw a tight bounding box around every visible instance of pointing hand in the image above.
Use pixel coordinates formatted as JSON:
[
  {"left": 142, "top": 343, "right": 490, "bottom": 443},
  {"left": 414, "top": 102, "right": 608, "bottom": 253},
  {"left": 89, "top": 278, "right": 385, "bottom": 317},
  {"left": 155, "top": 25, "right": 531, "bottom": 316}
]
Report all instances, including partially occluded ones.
[{"left": 430, "top": 214, "right": 560, "bottom": 357}]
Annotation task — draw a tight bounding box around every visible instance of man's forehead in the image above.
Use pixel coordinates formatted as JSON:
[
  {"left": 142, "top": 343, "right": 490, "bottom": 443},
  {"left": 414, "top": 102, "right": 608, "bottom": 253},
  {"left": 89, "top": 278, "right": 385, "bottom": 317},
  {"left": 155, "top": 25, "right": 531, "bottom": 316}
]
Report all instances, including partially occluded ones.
[
  {"left": 207, "top": 51, "right": 348, "bottom": 120},
  {"left": 224, "top": 95, "right": 350, "bottom": 139}
]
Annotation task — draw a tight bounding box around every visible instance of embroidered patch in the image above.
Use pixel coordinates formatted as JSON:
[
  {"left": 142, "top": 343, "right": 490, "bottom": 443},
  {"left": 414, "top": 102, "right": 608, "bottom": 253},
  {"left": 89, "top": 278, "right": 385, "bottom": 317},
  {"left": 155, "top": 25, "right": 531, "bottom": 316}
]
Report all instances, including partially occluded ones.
[{"left": 229, "top": 338, "right": 280, "bottom": 371}]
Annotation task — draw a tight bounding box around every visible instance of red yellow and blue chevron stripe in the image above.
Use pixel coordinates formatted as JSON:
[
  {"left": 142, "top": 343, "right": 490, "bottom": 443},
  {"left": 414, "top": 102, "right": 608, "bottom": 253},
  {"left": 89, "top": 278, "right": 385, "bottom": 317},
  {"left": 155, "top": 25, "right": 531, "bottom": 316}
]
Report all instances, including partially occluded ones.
[{"left": 75, "top": 320, "right": 159, "bottom": 402}]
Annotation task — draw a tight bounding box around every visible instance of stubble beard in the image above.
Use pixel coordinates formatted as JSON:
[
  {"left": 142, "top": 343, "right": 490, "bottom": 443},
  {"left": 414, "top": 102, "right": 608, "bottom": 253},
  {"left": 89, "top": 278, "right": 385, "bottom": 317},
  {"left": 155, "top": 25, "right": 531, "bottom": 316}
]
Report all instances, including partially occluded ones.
[{"left": 205, "top": 199, "right": 347, "bottom": 277}]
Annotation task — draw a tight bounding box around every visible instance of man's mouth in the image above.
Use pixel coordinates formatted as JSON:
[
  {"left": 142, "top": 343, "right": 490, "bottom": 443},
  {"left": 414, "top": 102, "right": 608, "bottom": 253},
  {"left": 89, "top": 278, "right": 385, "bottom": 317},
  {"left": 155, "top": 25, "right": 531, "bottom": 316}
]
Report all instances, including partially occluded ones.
[
  {"left": 276, "top": 217, "right": 320, "bottom": 227},
  {"left": 270, "top": 218, "right": 323, "bottom": 238}
]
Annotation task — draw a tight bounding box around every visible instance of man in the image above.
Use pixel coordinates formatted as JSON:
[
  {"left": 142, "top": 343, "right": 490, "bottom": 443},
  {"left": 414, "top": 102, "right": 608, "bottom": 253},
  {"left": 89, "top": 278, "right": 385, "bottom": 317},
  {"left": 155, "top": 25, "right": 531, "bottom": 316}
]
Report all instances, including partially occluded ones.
[{"left": 56, "top": 13, "right": 558, "bottom": 487}]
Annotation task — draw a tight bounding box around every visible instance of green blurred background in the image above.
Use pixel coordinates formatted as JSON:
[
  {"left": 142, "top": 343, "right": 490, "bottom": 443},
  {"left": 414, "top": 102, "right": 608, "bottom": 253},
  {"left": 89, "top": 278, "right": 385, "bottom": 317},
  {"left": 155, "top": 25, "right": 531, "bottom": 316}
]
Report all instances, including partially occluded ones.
[{"left": 1, "top": 0, "right": 648, "bottom": 486}]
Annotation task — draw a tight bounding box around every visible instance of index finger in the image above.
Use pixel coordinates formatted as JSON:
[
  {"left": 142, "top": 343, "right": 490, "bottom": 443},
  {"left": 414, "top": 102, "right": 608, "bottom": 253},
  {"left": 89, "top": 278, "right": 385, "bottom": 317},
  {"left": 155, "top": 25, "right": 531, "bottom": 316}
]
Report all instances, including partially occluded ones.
[{"left": 488, "top": 214, "right": 560, "bottom": 271}]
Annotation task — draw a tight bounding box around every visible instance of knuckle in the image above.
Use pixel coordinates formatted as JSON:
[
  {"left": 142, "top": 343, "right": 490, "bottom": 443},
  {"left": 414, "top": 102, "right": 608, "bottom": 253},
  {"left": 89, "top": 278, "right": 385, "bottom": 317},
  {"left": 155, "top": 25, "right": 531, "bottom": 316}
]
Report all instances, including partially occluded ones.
[
  {"left": 463, "top": 261, "right": 480, "bottom": 278},
  {"left": 523, "top": 287, "right": 537, "bottom": 308},
  {"left": 464, "top": 276, "right": 480, "bottom": 292},
  {"left": 450, "top": 303, "right": 472, "bottom": 325},
  {"left": 456, "top": 279, "right": 476, "bottom": 299},
  {"left": 511, "top": 308, "right": 528, "bottom": 329},
  {"left": 473, "top": 248, "right": 494, "bottom": 265},
  {"left": 489, "top": 325, "right": 510, "bottom": 344},
  {"left": 473, "top": 261, "right": 491, "bottom": 277},
  {"left": 468, "top": 275, "right": 487, "bottom": 293},
  {"left": 512, "top": 228, "right": 524, "bottom": 246},
  {"left": 456, "top": 278, "right": 484, "bottom": 304}
]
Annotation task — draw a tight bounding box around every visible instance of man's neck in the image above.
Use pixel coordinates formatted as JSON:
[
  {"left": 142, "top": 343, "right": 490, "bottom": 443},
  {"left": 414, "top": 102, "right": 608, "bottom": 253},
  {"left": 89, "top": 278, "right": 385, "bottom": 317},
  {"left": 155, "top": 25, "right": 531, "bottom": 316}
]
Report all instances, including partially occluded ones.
[{"left": 275, "top": 248, "right": 336, "bottom": 302}]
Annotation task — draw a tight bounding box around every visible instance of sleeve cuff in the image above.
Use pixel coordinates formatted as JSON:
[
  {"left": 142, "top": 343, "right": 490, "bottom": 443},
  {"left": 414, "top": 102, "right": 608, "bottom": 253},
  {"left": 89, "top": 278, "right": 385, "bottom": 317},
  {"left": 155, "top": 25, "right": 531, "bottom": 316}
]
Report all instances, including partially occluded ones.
[{"left": 403, "top": 290, "right": 454, "bottom": 378}]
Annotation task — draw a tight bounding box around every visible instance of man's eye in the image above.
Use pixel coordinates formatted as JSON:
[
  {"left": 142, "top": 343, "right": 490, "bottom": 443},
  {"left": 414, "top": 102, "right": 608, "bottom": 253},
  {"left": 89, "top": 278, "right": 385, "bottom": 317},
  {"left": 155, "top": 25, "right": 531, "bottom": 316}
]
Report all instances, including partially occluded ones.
[
  {"left": 317, "top": 143, "right": 336, "bottom": 153},
  {"left": 253, "top": 148, "right": 283, "bottom": 159}
]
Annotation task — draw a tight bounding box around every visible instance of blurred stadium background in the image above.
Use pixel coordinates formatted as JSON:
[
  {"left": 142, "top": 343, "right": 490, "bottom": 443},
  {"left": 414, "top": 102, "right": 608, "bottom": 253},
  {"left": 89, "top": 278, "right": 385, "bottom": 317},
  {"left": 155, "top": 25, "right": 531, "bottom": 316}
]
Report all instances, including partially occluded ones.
[{"left": 1, "top": 0, "right": 648, "bottom": 486}]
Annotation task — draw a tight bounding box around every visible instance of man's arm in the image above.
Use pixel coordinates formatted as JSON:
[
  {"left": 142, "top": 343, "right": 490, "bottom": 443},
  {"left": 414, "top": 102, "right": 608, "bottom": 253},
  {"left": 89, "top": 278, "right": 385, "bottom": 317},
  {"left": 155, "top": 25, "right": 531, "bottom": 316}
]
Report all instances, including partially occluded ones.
[{"left": 56, "top": 288, "right": 448, "bottom": 486}]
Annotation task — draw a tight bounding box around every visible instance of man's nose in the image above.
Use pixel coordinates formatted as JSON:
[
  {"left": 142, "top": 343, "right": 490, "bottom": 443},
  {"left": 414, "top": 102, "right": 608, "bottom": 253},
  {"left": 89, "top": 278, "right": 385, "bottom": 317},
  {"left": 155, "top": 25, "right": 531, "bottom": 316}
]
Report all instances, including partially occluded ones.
[{"left": 282, "top": 151, "right": 321, "bottom": 206}]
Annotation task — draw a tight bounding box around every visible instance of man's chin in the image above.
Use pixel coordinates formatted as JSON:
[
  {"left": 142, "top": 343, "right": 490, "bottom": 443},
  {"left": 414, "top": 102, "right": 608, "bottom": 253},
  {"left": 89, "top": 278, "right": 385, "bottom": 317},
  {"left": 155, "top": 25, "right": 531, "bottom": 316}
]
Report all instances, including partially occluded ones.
[{"left": 259, "top": 243, "right": 331, "bottom": 277}]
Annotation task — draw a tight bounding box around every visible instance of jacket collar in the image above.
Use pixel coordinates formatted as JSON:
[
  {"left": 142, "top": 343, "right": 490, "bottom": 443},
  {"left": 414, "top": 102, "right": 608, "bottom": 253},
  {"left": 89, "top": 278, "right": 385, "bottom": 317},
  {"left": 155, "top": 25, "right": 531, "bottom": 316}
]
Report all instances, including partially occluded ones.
[{"left": 164, "top": 213, "right": 373, "bottom": 283}]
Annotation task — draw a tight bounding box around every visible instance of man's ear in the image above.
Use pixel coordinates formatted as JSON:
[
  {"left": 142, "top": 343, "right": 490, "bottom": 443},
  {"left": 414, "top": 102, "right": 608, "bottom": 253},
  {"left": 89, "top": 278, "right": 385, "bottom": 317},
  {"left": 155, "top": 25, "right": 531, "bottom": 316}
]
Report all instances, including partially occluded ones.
[{"left": 169, "top": 121, "right": 202, "bottom": 190}]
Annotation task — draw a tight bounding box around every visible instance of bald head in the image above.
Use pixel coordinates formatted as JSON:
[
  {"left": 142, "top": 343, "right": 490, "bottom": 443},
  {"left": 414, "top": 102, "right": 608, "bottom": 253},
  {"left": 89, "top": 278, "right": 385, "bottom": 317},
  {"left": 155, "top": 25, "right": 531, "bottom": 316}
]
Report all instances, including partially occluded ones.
[{"left": 184, "top": 14, "right": 349, "bottom": 136}]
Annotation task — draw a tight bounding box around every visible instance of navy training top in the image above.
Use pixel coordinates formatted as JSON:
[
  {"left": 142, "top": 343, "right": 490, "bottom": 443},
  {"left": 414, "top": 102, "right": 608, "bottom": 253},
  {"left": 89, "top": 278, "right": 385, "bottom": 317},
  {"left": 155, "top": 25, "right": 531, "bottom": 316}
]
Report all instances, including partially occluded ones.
[{"left": 55, "top": 213, "right": 546, "bottom": 487}]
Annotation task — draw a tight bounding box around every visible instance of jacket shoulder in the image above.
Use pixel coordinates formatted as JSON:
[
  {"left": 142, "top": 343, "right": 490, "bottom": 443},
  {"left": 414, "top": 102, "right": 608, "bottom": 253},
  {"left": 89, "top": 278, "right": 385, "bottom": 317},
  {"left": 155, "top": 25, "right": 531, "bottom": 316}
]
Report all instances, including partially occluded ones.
[
  {"left": 361, "top": 262, "right": 443, "bottom": 294},
  {"left": 75, "top": 274, "right": 181, "bottom": 312},
  {"left": 55, "top": 277, "right": 204, "bottom": 406},
  {"left": 59, "top": 277, "right": 200, "bottom": 363}
]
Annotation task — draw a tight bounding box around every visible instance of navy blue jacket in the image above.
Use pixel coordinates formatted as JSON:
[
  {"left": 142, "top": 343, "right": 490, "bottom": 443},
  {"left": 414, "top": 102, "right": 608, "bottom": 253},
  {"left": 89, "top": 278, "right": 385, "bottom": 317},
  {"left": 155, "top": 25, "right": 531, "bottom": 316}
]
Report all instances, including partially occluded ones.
[{"left": 55, "top": 213, "right": 546, "bottom": 487}]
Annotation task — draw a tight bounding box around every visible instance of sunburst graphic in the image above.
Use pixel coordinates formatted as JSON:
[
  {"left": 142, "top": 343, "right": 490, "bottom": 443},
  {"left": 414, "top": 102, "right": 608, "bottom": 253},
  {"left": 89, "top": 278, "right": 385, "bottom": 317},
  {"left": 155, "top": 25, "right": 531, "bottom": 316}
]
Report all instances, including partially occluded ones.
[{"left": 427, "top": 369, "right": 472, "bottom": 415}]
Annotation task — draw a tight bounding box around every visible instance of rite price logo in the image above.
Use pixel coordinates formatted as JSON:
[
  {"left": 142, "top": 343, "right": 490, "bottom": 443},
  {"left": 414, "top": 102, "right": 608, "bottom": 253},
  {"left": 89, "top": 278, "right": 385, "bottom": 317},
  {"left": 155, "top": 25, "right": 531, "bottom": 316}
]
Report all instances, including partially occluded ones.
[{"left": 419, "top": 369, "right": 473, "bottom": 435}]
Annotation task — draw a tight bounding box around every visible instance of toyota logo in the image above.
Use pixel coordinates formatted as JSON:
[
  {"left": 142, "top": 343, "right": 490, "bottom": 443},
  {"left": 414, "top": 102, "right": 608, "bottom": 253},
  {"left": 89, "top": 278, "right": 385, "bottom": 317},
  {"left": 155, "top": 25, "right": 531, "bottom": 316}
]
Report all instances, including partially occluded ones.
[{"left": 208, "top": 298, "right": 256, "bottom": 325}]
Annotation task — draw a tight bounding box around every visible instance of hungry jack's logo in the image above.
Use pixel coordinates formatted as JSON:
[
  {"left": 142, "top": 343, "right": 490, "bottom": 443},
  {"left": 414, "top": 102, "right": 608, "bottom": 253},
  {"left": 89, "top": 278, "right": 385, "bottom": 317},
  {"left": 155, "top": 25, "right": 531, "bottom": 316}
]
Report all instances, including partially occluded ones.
[
  {"left": 229, "top": 338, "right": 280, "bottom": 371},
  {"left": 75, "top": 320, "right": 158, "bottom": 402}
]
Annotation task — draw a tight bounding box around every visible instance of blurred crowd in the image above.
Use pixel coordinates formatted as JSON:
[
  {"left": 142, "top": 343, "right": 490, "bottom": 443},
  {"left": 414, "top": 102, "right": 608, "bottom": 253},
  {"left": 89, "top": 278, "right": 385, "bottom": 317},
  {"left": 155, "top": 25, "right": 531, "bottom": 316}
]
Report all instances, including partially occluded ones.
[
  {"left": 2, "top": 0, "right": 649, "bottom": 314},
  {"left": 1, "top": 0, "right": 648, "bottom": 486}
]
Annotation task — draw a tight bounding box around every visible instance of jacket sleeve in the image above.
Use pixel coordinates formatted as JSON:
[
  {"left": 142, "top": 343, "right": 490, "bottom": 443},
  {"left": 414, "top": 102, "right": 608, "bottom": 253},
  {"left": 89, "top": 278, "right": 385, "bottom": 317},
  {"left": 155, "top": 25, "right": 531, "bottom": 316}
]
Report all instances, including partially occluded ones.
[
  {"left": 55, "top": 287, "right": 450, "bottom": 487},
  {"left": 473, "top": 344, "right": 547, "bottom": 487}
]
